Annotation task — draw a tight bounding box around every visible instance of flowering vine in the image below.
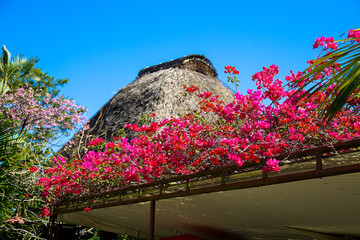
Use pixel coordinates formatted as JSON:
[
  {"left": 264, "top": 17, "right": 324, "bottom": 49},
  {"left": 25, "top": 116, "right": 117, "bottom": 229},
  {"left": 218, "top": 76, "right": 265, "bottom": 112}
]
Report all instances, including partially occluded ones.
[{"left": 38, "top": 29, "right": 360, "bottom": 214}]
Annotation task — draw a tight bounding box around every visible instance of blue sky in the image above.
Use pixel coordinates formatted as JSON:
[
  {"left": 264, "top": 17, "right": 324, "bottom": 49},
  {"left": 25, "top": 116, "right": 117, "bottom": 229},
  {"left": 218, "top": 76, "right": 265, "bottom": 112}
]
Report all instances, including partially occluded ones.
[{"left": 1, "top": 0, "right": 360, "bottom": 120}]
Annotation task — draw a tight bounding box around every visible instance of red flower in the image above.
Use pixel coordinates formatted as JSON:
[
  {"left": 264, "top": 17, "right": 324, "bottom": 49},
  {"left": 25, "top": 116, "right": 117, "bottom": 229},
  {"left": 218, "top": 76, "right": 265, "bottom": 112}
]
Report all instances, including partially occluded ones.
[
  {"left": 88, "top": 138, "right": 105, "bottom": 146},
  {"left": 185, "top": 85, "right": 199, "bottom": 93},
  {"left": 84, "top": 207, "right": 91, "bottom": 213},
  {"left": 224, "top": 66, "right": 239, "bottom": 74},
  {"left": 40, "top": 207, "right": 50, "bottom": 217},
  {"left": 29, "top": 166, "right": 39, "bottom": 173},
  {"left": 105, "top": 142, "right": 116, "bottom": 149}
]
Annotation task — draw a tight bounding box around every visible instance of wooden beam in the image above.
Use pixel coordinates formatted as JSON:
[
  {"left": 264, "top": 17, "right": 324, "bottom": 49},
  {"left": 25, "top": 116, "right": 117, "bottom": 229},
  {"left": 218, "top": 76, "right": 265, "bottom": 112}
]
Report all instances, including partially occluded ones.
[{"left": 54, "top": 163, "right": 360, "bottom": 214}]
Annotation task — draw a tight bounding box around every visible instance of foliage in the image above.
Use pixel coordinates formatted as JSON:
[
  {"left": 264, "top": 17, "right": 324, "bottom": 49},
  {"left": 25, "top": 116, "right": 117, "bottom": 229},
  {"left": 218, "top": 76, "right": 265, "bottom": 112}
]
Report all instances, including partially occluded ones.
[
  {"left": 0, "top": 45, "right": 87, "bottom": 239},
  {"left": 294, "top": 28, "right": 360, "bottom": 119},
  {"left": 0, "top": 45, "right": 28, "bottom": 94},
  {"left": 1, "top": 45, "right": 68, "bottom": 97},
  {"left": 0, "top": 115, "right": 23, "bottom": 167}
]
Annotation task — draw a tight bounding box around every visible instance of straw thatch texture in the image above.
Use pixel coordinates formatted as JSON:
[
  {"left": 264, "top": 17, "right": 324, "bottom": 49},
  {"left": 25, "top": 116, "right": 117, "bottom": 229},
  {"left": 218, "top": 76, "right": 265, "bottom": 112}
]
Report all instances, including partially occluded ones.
[{"left": 60, "top": 55, "right": 234, "bottom": 158}]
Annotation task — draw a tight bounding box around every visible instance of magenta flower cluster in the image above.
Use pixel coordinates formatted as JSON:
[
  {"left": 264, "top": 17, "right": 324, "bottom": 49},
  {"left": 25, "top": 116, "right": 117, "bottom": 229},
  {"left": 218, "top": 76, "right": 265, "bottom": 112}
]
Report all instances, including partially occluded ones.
[{"left": 37, "top": 29, "right": 360, "bottom": 214}]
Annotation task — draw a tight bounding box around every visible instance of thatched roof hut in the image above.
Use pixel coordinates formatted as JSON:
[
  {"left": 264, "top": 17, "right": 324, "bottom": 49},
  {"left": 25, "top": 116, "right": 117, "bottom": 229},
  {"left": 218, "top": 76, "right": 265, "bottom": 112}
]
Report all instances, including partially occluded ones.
[
  {"left": 61, "top": 55, "right": 234, "bottom": 157},
  {"left": 53, "top": 55, "right": 360, "bottom": 239}
]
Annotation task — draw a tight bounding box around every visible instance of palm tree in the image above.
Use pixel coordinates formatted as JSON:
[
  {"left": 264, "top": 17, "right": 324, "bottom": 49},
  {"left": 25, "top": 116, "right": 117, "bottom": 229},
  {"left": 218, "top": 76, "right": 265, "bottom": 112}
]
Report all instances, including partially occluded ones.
[
  {"left": 0, "top": 45, "right": 65, "bottom": 97},
  {"left": 295, "top": 33, "right": 360, "bottom": 120},
  {"left": 0, "top": 45, "right": 29, "bottom": 94},
  {"left": 0, "top": 45, "right": 25, "bottom": 165}
]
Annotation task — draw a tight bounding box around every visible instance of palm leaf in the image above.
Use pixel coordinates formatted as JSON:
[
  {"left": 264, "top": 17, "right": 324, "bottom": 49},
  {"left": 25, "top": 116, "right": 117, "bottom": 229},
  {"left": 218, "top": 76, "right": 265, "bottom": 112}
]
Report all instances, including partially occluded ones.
[
  {"left": 0, "top": 115, "right": 23, "bottom": 167},
  {"left": 294, "top": 41, "right": 360, "bottom": 119}
]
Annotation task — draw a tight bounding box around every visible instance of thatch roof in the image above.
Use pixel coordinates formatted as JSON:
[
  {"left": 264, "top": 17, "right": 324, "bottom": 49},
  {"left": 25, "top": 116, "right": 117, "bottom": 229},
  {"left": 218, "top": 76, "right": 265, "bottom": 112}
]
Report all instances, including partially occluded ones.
[{"left": 61, "top": 55, "right": 234, "bottom": 157}]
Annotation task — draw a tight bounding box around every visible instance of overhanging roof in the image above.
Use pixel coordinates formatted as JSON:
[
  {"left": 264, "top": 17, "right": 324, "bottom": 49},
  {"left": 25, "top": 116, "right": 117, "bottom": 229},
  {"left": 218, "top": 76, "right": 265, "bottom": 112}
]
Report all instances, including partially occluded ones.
[
  {"left": 58, "top": 172, "right": 360, "bottom": 239},
  {"left": 55, "top": 139, "right": 360, "bottom": 239}
]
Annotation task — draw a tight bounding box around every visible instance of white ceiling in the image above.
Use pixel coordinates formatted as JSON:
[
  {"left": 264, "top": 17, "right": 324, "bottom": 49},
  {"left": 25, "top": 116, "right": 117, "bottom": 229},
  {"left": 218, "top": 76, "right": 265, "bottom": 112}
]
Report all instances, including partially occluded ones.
[{"left": 58, "top": 172, "right": 360, "bottom": 239}]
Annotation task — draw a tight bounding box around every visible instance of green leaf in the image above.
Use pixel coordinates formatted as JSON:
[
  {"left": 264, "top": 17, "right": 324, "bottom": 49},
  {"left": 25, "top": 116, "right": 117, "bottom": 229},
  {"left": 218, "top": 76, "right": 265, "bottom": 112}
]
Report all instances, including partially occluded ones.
[{"left": 293, "top": 40, "right": 360, "bottom": 120}]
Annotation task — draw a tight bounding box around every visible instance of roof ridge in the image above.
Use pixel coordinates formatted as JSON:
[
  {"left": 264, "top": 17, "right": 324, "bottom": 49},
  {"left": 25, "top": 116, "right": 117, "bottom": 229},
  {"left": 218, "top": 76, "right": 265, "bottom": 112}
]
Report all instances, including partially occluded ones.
[{"left": 137, "top": 54, "right": 217, "bottom": 78}]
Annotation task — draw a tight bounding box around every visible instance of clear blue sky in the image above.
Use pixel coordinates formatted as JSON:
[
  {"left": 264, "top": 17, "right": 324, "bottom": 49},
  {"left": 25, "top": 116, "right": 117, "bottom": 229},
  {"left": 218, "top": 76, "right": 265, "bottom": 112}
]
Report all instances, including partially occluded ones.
[{"left": 1, "top": 0, "right": 360, "bottom": 120}]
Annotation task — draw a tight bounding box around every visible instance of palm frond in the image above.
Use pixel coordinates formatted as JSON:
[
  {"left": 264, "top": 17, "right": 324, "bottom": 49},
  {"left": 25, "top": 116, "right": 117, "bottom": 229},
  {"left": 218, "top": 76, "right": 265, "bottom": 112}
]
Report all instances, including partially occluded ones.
[
  {"left": 11, "top": 56, "right": 28, "bottom": 68},
  {"left": 2, "top": 45, "right": 10, "bottom": 65},
  {"left": 294, "top": 41, "right": 360, "bottom": 119},
  {"left": 0, "top": 115, "right": 23, "bottom": 167}
]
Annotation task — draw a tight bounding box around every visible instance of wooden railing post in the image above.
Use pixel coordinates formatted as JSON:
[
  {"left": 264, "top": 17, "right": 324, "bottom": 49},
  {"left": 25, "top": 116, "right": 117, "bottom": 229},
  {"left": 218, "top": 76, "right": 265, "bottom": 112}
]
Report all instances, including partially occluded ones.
[
  {"left": 316, "top": 153, "right": 323, "bottom": 171},
  {"left": 48, "top": 214, "right": 56, "bottom": 240},
  {"left": 149, "top": 200, "right": 156, "bottom": 240}
]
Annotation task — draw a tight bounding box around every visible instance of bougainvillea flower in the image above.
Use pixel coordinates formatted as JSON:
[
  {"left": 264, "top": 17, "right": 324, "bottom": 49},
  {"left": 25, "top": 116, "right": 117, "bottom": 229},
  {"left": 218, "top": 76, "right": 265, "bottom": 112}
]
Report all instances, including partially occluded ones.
[
  {"left": 29, "top": 166, "right": 39, "bottom": 173},
  {"left": 262, "top": 158, "right": 280, "bottom": 172}
]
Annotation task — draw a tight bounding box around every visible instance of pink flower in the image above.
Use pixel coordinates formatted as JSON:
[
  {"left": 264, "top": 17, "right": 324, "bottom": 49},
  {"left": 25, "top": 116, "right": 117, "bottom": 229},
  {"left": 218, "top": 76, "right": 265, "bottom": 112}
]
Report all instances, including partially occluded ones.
[
  {"left": 347, "top": 29, "right": 360, "bottom": 42},
  {"left": 263, "top": 158, "right": 280, "bottom": 172},
  {"left": 312, "top": 35, "right": 338, "bottom": 50},
  {"left": 227, "top": 152, "right": 243, "bottom": 166}
]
